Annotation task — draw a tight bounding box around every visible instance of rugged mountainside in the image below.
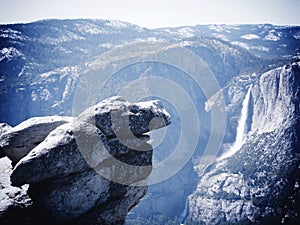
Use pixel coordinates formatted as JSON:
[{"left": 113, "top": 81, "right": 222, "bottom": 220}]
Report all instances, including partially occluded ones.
[
  {"left": 157, "top": 24, "right": 300, "bottom": 59},
  {"left": 1, "top": 20, "right": 298, "bottom": 126},
  {"left": 186, "top": 62, "right": 300, "bottom": 225},
  {"left": 1, "top": 19, "right": 300, "bottom": 224}
]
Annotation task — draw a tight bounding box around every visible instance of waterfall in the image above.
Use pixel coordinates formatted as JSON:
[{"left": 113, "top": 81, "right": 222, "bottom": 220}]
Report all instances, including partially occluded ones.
[
  {"left": 180, "top": 197, "right": 189, "bottom": 225},
  {"left": 219, "top": 85, "right": 252, "bottom": 160}
]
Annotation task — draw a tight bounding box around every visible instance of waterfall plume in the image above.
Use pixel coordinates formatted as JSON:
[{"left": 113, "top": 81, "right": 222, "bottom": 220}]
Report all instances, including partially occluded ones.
[{"left": 219, "top": 85, "right": 252, "bottom": 160}]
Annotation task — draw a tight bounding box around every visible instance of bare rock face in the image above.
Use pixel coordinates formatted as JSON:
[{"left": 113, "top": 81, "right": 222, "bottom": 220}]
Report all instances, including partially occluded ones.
[
  {"left": 0, "top": 116, "right": 73, "bottom": 164},
  {"left": 0, "top": 96, "right": 171, "bottom": 225},
  {"left": 10, "top": 122, "right": 100, "bottom": 187},
  {"left": 186, "top": 63, "right": 300, "bottom": 225},
  {"left": 78, "top": 96, "right": 171, "bottom": 137},
  {"left": 0, "top": 123, "right": 12, "bottom": 158}
]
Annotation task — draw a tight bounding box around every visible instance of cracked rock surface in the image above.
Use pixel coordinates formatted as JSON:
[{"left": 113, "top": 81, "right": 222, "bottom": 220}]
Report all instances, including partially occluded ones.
[{"left": 0, "top": 96, "right": 171, "bottom": 225}]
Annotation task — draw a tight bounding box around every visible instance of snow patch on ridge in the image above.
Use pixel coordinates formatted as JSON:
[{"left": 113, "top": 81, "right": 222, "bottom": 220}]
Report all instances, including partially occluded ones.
[
  {"left": 0, "top": 47, "right": 24, "bottom": 61},
  {"left": 293, "top": 32, "right": 300, "bottom": 40},
  {"left": 177, "top": 27, "right": 195, "bottom": 38},
  {"left": 240, "top": 34, "right": 260, "bottom": 40},
  {"left": 264, "top": 30, "right": 281, "bottom": 41},
  {"left": 106, "top": 20, "right": 129, "bottom": 28},
  {"left": 231, "top": 41, "right": 249, "bottom": 50},
  {"left": 231, "top": 42, "right": 269, "bottom": 52},
  {"left": 212, "top": 33, "right": 229, "bottom": 41},
  {"left": 209, "top": 25, "right": 225, "bottom": 32}
]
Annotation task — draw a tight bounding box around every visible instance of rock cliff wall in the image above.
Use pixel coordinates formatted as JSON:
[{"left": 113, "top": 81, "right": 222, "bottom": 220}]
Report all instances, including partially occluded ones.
[{"left": 186, "top": 62, "right": 300, "bottom": 225}]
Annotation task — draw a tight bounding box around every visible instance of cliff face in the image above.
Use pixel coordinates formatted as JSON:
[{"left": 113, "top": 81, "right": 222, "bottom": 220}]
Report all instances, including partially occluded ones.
[
  {"left": 0, "top": 96, "right": 171, "bottom": 225},
  {"left": 186, "top": 62, "right": 300, "bottom": 224},
  {"left": 251, "top": 63, "right": 300, "bottom": 134}
]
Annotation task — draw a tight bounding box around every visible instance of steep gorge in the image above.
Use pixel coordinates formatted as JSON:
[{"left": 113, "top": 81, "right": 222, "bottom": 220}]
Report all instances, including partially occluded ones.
[{"left": 186, "top": 62, "right": 300, "bottom": 225}]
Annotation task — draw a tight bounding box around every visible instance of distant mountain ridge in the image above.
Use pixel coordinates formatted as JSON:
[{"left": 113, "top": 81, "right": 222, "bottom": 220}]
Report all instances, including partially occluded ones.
[
  {"left": 1, "top": 19, "right": 298, "bottom": 125},
  {"left": 157, "top": 24, "right": 300, "bottom": 59}
]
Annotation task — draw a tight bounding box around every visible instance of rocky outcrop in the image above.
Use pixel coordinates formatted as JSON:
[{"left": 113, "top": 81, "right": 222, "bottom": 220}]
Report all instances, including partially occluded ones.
[
  {"left": 186, "top": 62, "right": 300, "bottom": 224},
  {"left": 0, "top": 96, "right": 171, "bottom": 225},
  {"left": 0, "top": 157, "right": 32, "bottom": 225},
  {"left": 0, "top": 123, "right": 11, "bottom": 137},
  {"left": 0, "top": 123, "right": 11, "bottom": 158},
  {"left": 0, "top": 116, "right": 73, "bottom": 164},
  {"left": 78, "top": 96, "right": 170, "bottom": 137}
]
